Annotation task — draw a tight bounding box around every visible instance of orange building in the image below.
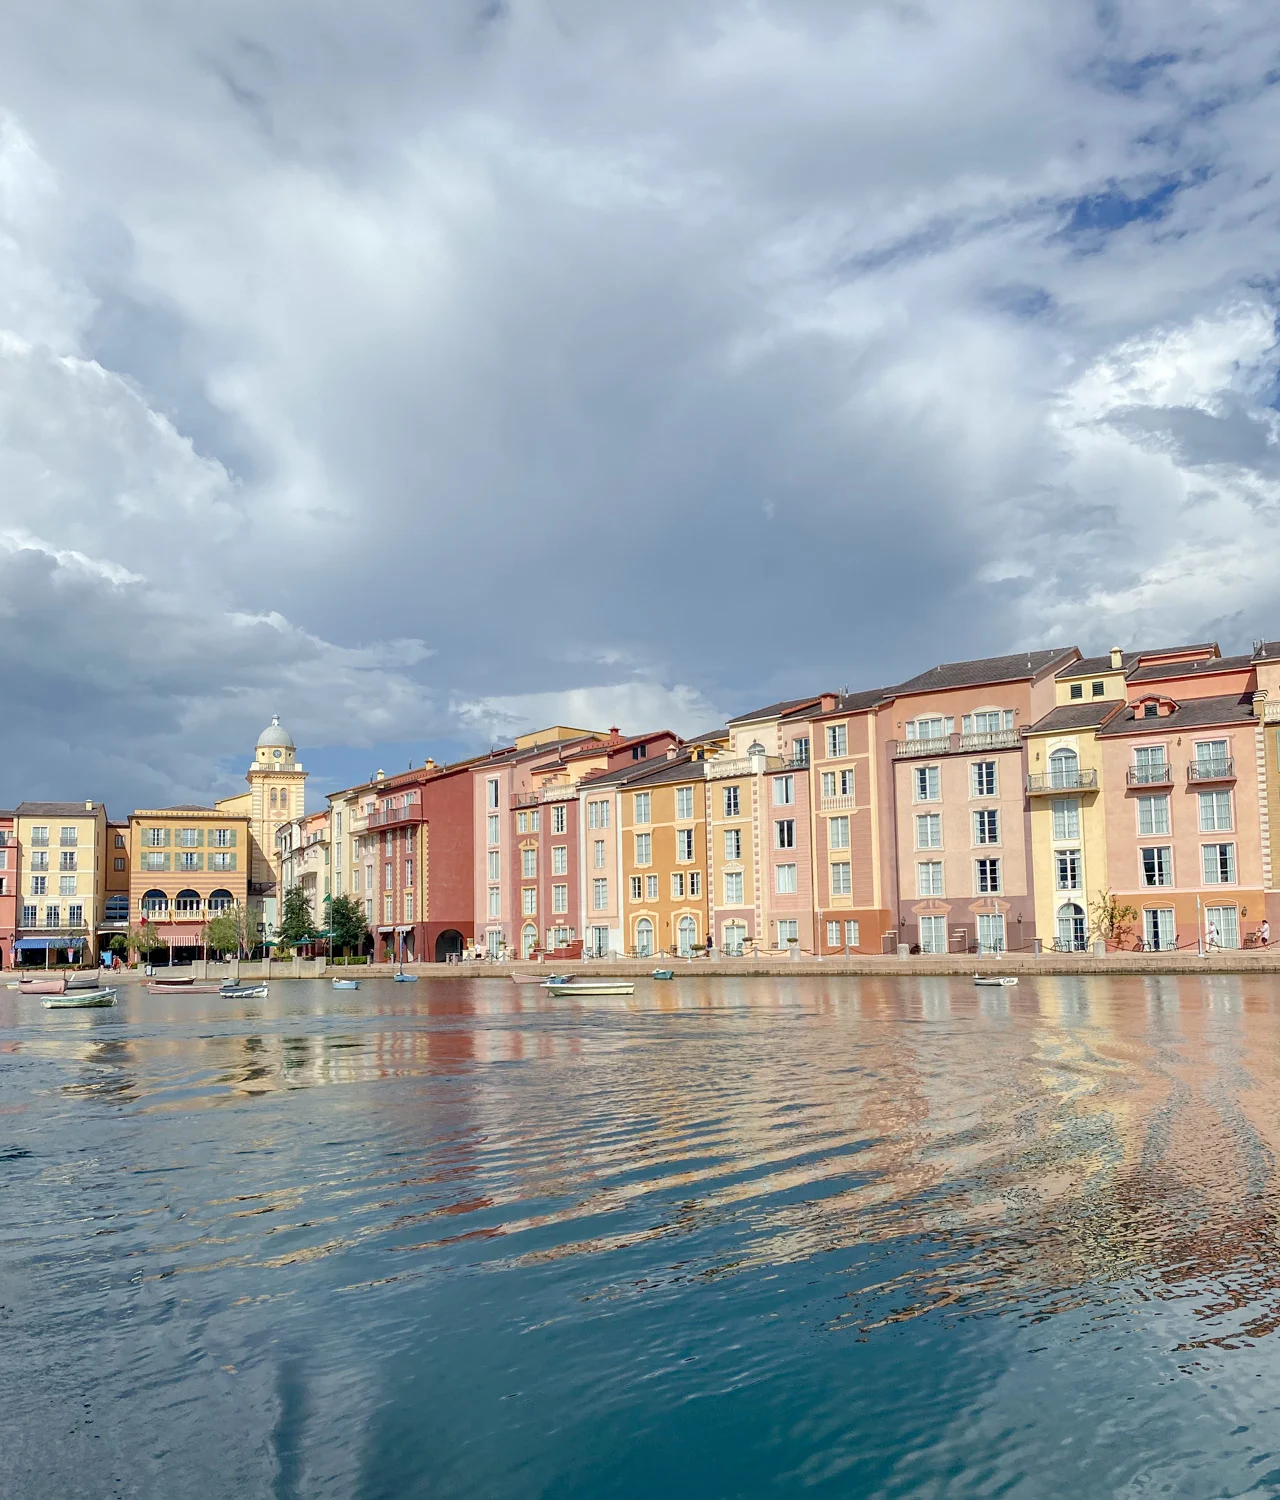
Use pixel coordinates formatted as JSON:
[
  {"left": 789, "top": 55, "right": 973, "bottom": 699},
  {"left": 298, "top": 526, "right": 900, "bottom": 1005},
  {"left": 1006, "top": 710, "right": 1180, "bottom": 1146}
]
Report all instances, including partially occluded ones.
[{"left": 128, "top": 806, "right": 252, "bottom": 960}]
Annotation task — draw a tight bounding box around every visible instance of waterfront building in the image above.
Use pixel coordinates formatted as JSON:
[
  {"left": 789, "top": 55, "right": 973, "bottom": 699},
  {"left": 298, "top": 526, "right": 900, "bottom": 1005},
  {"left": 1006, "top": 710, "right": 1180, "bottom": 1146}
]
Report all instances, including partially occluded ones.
[
  {"left": 277, "top": 810, "right": 330, "bottom": 930},
  {"left": 101, "top": 820, "right": 131, "bottom": 955},
  {"left": 13, "top": 801, "right": 107, "bottom": 965},
  {"left": 128, "top": 806, "right": 252, "bottom": 959},
  {"left": 0, "top": 812, "right": 16, "bottom": 967},
  {"left": 215, "top": 716, "right": 307, "bottom": 944}
]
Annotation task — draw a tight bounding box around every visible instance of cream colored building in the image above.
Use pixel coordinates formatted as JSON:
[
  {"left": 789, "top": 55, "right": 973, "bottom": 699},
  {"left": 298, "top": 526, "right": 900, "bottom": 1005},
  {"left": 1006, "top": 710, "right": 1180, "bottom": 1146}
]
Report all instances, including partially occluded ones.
[
  {"left": 13, "top": 800, "right": 108, "bottom": 962},
  {"left": 216, "top": 716, "right": 307, "bottom": 941}
]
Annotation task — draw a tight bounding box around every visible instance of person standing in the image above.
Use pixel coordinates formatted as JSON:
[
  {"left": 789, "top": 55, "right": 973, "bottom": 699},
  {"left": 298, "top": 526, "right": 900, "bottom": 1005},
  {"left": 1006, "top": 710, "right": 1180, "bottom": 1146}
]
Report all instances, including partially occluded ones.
[
  {"left": 1206, "top": 919, "right": 1220, "bottom": 951},
  {"left": 1262, "top": 918, "right": 1271, "bottom": 947}
]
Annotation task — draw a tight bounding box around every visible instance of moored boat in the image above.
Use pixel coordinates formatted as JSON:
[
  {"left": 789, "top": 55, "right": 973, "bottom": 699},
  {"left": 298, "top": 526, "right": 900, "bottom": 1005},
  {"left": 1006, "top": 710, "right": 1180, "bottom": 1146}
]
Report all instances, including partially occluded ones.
[
  {"left": 18, "top": 977, "right": 67, "bottom": 995},
  {"left": 332, "top": 978, "right": 361, "bottom": 989},
  {"left": 147, "top": 983, "right": 223, "bottom": 994},
  {"left": 510, "top": 973, "right": 547, "bottom": 984},
  {"left": 220, "top": 983, "right": 269, "bottom": 999},
  {"left": 65, "top": 971, "right": 103, "bottom": 990},
  {"left": 651, "top": 969, "right": 675, "bottom": 981},
  {"left": 42, "top": 989, "right": 117, "bottom": 1009},
  {"left": 393, "top": 973, "right": 419, "bottom": 982},
  {"left": 544, "top": 980, "right": 634, "bottom": 996},
  {"left": 149, "top": 976, "right": 194, "bottom": 988},
  {"left": 973, "top": 975, "right": 1018, "bottom": 987}
]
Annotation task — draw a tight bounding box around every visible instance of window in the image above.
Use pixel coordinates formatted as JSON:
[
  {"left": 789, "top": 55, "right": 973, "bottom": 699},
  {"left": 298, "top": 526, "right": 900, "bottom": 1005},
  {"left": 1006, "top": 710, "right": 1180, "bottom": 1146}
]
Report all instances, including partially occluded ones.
[
  {"left": 487, "top": 850, "right": 501, "bottom": 881},
  {"left": 405, "top": 859, "right": 414, "bottom": 886},
  {"left": 211, "top": 852, "right": 234, "bottom": 870},
  {"left": 724, "top": 828, "right": 741, "bottom": 861},
  {"left": 672, "top": 872, "right": 685, "bottom": 898},
  {"left": 916, "top": 862, "right": 943, "bottom": 897},
  {"left": 973, "top": 810, "right": 999, "bottom": 845},
  {"left": 590, "top": 926, "right": 610, "bottom": 957},
  {"left": 919, "top": 915, "right": 947, "bottom": 953},
  {"left": 384, "top": 861, "right": 393, "bottom": 887},
  {"left": 777, "top": 919, "right": 799, "bottom": 945},
  {"left": 521, "top": 848, "right": 537, "bottom": 879},
  {"left": 44, "top": 905, "right": 60, "bottom": 927},
  {"left": 636, "top": 918, "right": 654, "bottom": 957},
  {"left": 914, "top": 765, "right": 941, "bottom": 802},
  {"left": 1056, "top": 903, "right": 1086, "bottom": 951},
  {"left": 826, "top": 724, "right": 848, "bottom": 757},
  {"left": 487, "top": 778, "right": 499, "bottom": 810},
  {"left": 588, "top": 800, "right": 610, "bottom": 829},
  {"left": 827, "top": 920, "right": 859, "bottom": 949},
  {"left": 594, "top": 839, "right": 606, "bottom": 869},
  {"left": 488, "top": 887, "right": 501, "bottom": 917},
  {"left": 724, "top": 871, "right": 744, "bottom": 904},
  {"left": 1202, "top": 843, "right": 1236, "bottom": 884},
  {"left": 1137, "top": 795, "right": 1170, "bottom": 836},
  {"left": 31, "top": 875, "right": 47, "bottom": 896},
  {"left": 404, "top": 892, "right": 414, "bottom": 922},
  {"left": 1143, "top": 908, "right": 1175, "bottom": 952},
  {"left": 1092, "top": 681, "right": 1105, "bottom": 697},
  {"left": 487, "top": 930, "right": 502, "bottom": 958},
  {"left": 723, "top": 786, "right": 740, "bottom": 817},
  {"left": 908, "top": 716, "right": 948, "bottom": 742},
  {"left": 488, "top": 815, "right": 500, "bottom": 845},
  {"left": 977, "top": 913, "right": 1006, "bottom": 954},
  {"left": 1195, "top": 739, "right": 1230, "bottom": 777},
  {"left": 114, "top": 832, "right": 125, "bottom": 848},
  {"left": 976, "top": 858, "right": 1001, "bottom": 893},
  {"left": 144, "top": 829, "right": 164, "bottom": 848},
  {"left": 552, "top": 805, "right": 566, "bottom": 835},
  {"left": 635, "top": 833, "right": 652, "bottom": 865},
  {"left": 971, "top": 761, "right": 997, "bottom": 798},
  {"left": 1048, "top": 748, "right": 1079, "bottom": 789},
  {"left": 59, "top": 827, "right": 77, "bottom": 846},
  {"left": 59, "top": 850, "right": 76, "bottom": 870},
  {"left": 552, "top": 845, "right": 568, "bottom": 876},
  {"left": 646, "top": 875, "right": 659, "bottom": 900},
  {"left": 1206, "top": 905, "right": 1240, "bottom": 948},
  {"left": 830, "top": 861, "right": 852, "bottom": 896},
  {"left": 178, "top": 828, "right": 199, "bottom": 848},
  {"left": 177, "top": 852, "right": 199, "bottom": 871},
  {"left": 517, "top": 811, "right": 528, "bottom": 834},
  {"left": 1199, "top": 791, "right": 1232, "bottom": 831},
  {"left": 522, "top": 887, "right": 537, "bottom": 915},
  {"left": 774, "top": 776, "right": 794, "bottom": 806},
  {"left": 676, "top": 787, "right": 694, "bottom": 820},
  {"left": 829, "top": 816, "right": 850, "bottom": 850},
  {"left": 530, "top": 810, "right": 541, "bottom": 834},
  {"left": 776, "top": 864, "right": 798, "bottom": 894},
  {"left": 30, "top": 851, "right": 47, "bottom": 871},
  {"left": 212, "top": 828, "right": 233, "bottom": 847},
  {"left": 593, "top": 878, "right": 609, "bottom": 911},
  {"left": 677, "top": 915, "right": 698, "bottom": 956},
  {"left": 59, "top": 875, "right": 76, "bottom": 896},
  {"left": 1141, "top": 847, "right": 1173, "bottom": 886},
  {"left": 114, "top": 857, "right": 125, "bottom": 872},
  {"left": 689, "top": 870, "right": 702, "bottom": 897},
  {"left": 1051, "top": 798, "right": 1080, "bottom": 840},
  {"left": 630, "top": 875, "right": 643, "bottom": 900},
  {"left": 915, "top": 813, "right": 942, "bottom": 849},
  {"left": 30, "top": 827, "right": 47, "bottom": 847},
  {"left": 677, "top": 828, "right": 694, "bottom": 861},
  {"left": 21, "top": 904, "right": 35, "bottom": 926},
  {"left": 1143, "top": 703, "right": 1159, "bottom": 719},
  {"left": 634, "top": 792, "right": 651, "bottom": 824},
  {"left": 1055, "top": 849, "right": 1081, "bottom": 890},
  {"left": 1133, "top": 746, "right": 1167, "bottom": 783},
  {"left": 1070, "top": 683, "right": 1083, "bottom": 700},
  {"left": 775, "top": 819, "right": 795, "bottom": 849},
  {"left": 552, "top": 884, "right": 568, "bottom": 913},
  {"left": 631, "top": 743, "right": 648, "bottom": 761}
]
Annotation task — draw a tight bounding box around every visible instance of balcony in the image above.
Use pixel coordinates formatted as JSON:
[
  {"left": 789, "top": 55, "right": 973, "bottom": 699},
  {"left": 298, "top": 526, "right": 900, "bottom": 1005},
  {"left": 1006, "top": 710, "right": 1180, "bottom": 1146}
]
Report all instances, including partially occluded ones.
[
  {"left": 368, "top": 802, "right": 424, "bottom": 828},
  {"left": 959, "top": 729, "right": 1020, "bottom": 753},
  {"left": 1126, "top": 766, "right": 1172, "bottom": 787},
  {"left": 895, "top": 729, "right": 1022, "bottom": 759},
  {"left": 820, "top": 794, "right": 856, "bottom": 811},
  {"left": 1027, "top": 769, "right": 1098, "bottom": 794},
  {"left": 1188, "top": 758, "right": 1235, "bottom": 783},
  {"left": 893, "top": 736, "right": 950, "bottom": 759},
  {"left": 709, "top": 753, "right": 787, "bottom": 778}
]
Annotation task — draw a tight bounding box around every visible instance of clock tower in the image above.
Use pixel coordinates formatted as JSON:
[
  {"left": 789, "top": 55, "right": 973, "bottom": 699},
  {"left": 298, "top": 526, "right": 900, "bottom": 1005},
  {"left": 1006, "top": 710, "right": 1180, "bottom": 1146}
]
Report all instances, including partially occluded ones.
[{"left": 217, "top": 715, "right": 308, "bottom": 941}]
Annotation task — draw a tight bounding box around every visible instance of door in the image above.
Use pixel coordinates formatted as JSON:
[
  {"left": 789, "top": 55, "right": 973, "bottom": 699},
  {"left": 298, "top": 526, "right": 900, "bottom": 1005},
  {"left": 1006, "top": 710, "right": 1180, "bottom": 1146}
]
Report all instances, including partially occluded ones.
[
  {"left": 977, "top": 913, "right": 1006, "bottom": 953},
  {"left": 677, "top": 916, "right": 696, "bottom": 957},
  {"left": 636, "top": 919, "right": 654, "bottom": 958},
  {"left": 1056, "top": 903, "right": 1085, "bottom": 951},
  {"left": 723, "top": 922, "right": 746, "bottom": 956}
]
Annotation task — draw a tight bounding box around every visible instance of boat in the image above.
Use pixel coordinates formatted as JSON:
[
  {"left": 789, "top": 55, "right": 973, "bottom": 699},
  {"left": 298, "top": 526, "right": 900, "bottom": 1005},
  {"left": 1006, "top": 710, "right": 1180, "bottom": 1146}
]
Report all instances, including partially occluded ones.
[
  {"left": 973, "top": 975, "right": 1018, "bottom": 987},
  {"left": 65, "top": 971, "right": 103, "bottom": 990},
  {"left": 147, "top": 983, "right": 223, "bottom": 994},
  {"left": 543, "top": 980, "right": 635, "bottom": 996},
  {"left": 220, "top": 983, "right": 269, "bottom": 999},
  {"left": 393, "top": 973, "right": 419, "bottom": 983},
  {"left": 332, "top": 978, "right": 361, "bottom": 990},
  {"left": 149, "top": 976, "right": 194, "bottom": 988},
  {"left": 651, "top": 969, "right": 675, "bottom": 981},
  {"left": 42, "top": 989, "right": 118, "bottom": 1009},
  {"left": 511, "top": 973, "right": 547, "bottom": 984},
  {"left": 18, "top": 977, "right": 67, "bottom": 995}
]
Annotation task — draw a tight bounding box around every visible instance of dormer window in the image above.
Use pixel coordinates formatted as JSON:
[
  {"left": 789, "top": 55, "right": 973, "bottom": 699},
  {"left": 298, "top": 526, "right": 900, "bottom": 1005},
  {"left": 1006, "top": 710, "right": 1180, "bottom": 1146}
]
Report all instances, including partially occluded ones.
[{"left": 1143, "top": 703, "right": 1158, "bottom": 719}]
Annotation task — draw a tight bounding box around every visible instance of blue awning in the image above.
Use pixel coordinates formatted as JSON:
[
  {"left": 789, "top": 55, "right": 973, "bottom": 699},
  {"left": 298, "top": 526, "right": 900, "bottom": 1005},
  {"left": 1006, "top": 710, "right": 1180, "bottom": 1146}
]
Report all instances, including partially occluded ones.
[{"left": 15, "top": 937, "right": 86, "bottom": 950}]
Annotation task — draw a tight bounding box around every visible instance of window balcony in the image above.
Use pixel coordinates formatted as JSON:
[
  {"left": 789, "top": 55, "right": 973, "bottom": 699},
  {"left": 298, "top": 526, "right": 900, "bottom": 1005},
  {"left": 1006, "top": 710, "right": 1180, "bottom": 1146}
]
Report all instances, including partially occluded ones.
[
  {"left": 1188, "top": 758, "right": 1234, "bottom": 783},
  {"left": 959, "top": 729, "right": 1020, "bottom": 752},
  {"left": 820, "top": 794, "right": 856, "bottom": 811},
  {"left": 1026, "top": 769, "right": 1099, "bottom": 794},
  {"left": 893, "top": 736, "right": 951, "bottom": 759},
  {"left": 368, "top": 803, "right": 424, "bottom": 828},
  {"left": 1126, "top": 766, "right": 1172, "bottom": 787}
]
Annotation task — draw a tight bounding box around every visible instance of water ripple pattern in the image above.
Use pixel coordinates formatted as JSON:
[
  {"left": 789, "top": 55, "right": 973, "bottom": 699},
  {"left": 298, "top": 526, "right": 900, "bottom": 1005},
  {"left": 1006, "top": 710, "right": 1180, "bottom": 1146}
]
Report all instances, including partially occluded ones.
[{"left": 6, "top": 975, "right": 1280, "bottom": 1495}]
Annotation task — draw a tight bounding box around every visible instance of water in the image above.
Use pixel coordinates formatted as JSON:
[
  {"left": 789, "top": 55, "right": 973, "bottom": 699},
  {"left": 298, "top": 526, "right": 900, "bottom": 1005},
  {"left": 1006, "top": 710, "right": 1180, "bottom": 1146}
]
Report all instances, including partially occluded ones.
[{"left": 5, "top": 975, "right": 1280, "bottom": 1496}]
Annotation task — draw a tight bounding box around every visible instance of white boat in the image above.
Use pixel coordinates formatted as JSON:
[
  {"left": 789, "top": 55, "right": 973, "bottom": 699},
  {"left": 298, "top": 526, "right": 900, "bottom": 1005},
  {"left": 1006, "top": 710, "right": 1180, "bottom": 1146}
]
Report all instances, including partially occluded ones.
[
  {"left": 42, "top": 989, "right": 118, "bottom": 1009},
  {"left": 543, "top": 980, "right": 635, "bottom": 996},
  {"left": 221, "top": 983, "right": 269, "bottom": 999},
  {"left": 332, "top": 978, "right": 361, "bottom": 990},
  {"left": 973, "top": 975, "right": 1018, "bottom": 987}
]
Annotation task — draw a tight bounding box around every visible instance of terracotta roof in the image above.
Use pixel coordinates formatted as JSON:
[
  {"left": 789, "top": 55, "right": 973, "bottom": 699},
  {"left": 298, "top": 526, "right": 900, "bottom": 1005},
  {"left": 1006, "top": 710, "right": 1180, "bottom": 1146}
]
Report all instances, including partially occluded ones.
[
  {"left": 728, "top": 694, "right": 828, "bottom": 725},
  {"left": 583, "top": 753, "right": 705, "bottom": 790},
  {"left": 1025, "top": 700, "right": 1126, "bottom": 734},
  {"left": 559, "top": 731, "right": 673, "bottom": 763},
  {"left": 1125, "top": 653, "right": 1253, "bottom": 684},
  {"left": 1056, "top": 654, "right": 1137, "bottom": 678},
  {"left": 1133, "top": 641, "right": 1218, "bottom": 661},
  {"left": 791, "top": 686, "right": 894, "bottom": 719},
  {"left": 1098, "top": 693, "right": 1256, "bottom": 736},
  {"left": 893, "top": 647, "right": 1078, "bottom": 695},
  {"left": 15, "top": 801, "right": 105, "bottom": 817},
  {"left": 577, "top": 757, "right": 686, "bottom": 790}
]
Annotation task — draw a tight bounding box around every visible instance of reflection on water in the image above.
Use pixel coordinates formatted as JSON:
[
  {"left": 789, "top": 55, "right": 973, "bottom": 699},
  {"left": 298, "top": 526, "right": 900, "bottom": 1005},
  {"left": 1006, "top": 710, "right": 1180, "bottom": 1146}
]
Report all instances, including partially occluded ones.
[{"left": 7, "top": 976, "right": 1280, "bottom": 1495}]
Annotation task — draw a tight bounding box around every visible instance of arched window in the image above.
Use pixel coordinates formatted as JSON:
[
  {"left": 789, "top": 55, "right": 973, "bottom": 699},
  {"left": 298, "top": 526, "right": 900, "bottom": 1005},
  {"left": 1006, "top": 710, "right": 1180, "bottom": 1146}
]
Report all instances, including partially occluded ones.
[
  {"left": 677, "top": 915, "right": 697, "bottom": 956},
  {"left": 1048, "top": 747, "right": 1079, "bottom": 789},
  {"left": 636, "top": 918, "right": 654, "bottom": 957},
  {"left": 280, "top": 788, "right": 289, "bottom": 813},
  {"left": 270, "top": 787, "right": 278, "bottom": 807},
  {"left": 141, "top": 889, "right": 167, "bottom": 916},
  {"left": 208, "top": 889, "right": 234, "bottom": 913},
  {"left": 723, "top": 921, "right": 747, "bottom": 956},
  {"left": 104, "top": 893, "right": 128, "bottom": 922},
  {"left": 521, "top": 923, "right": 537, "bottom": 958},
  {"left": 174, "top": 889, "right": 201, "bottom": 916},
  {"left": 1056, "top": 902, "right": 1086, "bottom": 952}
]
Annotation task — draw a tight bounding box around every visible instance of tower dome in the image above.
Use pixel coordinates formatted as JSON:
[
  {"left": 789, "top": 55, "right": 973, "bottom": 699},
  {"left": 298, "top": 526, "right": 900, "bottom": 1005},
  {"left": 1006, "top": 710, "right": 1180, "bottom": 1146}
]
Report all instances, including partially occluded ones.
[{"left": 257, "top": 714, "right": 295, "bottom": 750}]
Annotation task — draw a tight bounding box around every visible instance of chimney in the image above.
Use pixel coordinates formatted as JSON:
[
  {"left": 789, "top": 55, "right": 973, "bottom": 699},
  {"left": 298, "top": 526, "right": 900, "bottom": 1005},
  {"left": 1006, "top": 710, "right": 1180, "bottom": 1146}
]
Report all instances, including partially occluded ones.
[
  {"left": 375, "top": 769, "right": 384, "bottom": 782},
  {"left": 609, "top": 726, "right": 621, "bottom": 743},
  {"left": 1109, "top": 646, "right": 1123, "bottom": 669},
  {"left": 1253, "top": 690, "right": 1268, "bottom": 720}
]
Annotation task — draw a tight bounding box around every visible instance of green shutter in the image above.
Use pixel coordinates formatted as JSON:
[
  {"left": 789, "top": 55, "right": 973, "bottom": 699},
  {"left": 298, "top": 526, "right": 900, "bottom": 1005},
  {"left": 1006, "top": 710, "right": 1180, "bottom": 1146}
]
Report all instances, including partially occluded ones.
[
  {"left": 163, "top": 853, "right": 171, "bottom": 871},
  {"left": 196, "top": 829, "right": 204, "bottom": 847},
  {"left": 229, "top": 853, "right": 237, "bottom": 871},
  {"left": 162, "top": 828, "right": 171, "bottom": 847},
  {"left": 195, "top": 853, "right": 204, "bottom": 871},
  {"left": 229, "top": 829, "right": 237, "bottom": 847}
]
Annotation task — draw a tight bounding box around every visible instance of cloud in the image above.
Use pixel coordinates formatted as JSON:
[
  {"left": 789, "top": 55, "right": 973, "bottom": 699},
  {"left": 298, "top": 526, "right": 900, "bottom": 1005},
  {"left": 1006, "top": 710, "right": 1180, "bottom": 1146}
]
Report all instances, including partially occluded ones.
[{"left": 0, "top": 3, "right": 1279, "bottom": 808}]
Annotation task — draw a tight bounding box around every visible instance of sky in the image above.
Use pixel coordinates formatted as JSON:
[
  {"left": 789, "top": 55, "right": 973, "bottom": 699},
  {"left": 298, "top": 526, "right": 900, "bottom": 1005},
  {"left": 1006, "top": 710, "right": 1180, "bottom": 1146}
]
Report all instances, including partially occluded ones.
[{"left": 2, "top": 1, "right": 1280, "bottom": 811}]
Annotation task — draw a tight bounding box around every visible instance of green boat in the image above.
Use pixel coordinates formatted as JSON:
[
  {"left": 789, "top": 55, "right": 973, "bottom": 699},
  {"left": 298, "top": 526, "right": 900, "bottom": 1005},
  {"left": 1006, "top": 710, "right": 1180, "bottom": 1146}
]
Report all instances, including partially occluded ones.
[
  {"left": 42, "top": 989, "right": 117, "bottom": 1009},
  {"left": 651, "top": 969, "right": 675, "bottom": 981}
]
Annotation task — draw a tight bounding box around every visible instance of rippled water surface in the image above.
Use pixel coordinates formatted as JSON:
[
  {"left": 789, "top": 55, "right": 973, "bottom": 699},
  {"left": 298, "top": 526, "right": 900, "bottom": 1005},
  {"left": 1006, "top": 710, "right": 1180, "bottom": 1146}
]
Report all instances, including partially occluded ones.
[{"left": 8, "top": 975, "right": 1280, "bottom": 1495}]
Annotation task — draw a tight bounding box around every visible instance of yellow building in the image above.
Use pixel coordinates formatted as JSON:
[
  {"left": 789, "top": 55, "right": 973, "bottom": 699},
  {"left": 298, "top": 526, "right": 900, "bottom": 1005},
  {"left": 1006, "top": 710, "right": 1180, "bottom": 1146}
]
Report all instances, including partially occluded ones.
[
  {"left": 216, "top": 715, "right": 308, "bottom": 942},
  {"left": 13, "top": 800, "right": 108, "bottom": 964},
  {"left": 1023, "top": 702, "right": 1114, "bottom": 951},
  {"left": 617, "top": 753, "right": 710, "bottom": 958},
  {"left": 128, "top": 806, "right": 252, "bottom": 958}
]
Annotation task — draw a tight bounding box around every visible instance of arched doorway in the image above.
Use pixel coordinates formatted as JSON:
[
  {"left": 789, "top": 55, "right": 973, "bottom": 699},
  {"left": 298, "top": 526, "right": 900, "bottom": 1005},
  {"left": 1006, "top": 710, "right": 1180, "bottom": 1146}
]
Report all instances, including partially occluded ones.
[
  {"left": 435, "top": 929, "right": 464, "bottom": 963},
  {"left": 1056, "top": 902, "right": 1086, "bottom": 951},
  {"left": 636, "top": 918, "right": 654, "bottom": 957},
  {"left": 677, "top": 915, "right": 697, "bottom": 956},
  {"left": 521, "top": 924, "right": 537, "bottom": 959},
  {"left": 1048, "top": 746, "right": 1079, "bottom": 789}
]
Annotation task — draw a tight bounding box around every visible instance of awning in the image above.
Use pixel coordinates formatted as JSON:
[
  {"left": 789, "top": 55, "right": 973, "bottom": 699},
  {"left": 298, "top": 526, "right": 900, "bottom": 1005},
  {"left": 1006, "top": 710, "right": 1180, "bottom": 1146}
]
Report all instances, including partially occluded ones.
[{"left": 16, "top": 937, "right": 85, "bottom": 951}]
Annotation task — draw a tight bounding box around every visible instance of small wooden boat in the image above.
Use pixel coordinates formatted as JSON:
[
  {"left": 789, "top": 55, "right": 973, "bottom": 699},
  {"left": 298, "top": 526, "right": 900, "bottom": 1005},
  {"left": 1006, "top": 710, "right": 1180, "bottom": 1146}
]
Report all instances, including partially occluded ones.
[
  {"left": 393, "top": 973, "right": 418, "bottom": 982},
  {"left": 149, "top": 976, "right": 194, "bottom": 988},
  {"left": 332, "top": 978, "right": 361, "bottom": 990},
  {"left": 651, "top": 969, "right": 675, "bottom": 981},
  {"left": 65, "top": 971, "right": 103, "bottom": 990},
  {"left": 147, "top": 983, "right": 223, "bottom": 994},
  {"left": 511, "top": 973, "right": 547, "bottom": 985},
  {"left": 973, "top": 975, "right": 1018, "bottom": 987},
  {"left": 220, "top": 983, "right": 269, "bottom": 999},
  {"left": 19, "top": 977, "right": 67, "bottom": 995},
  {"left": 43, "top": 989, "right": 117, "bottom": 1009},
  {"left": 543, "top": 980, "right": 634, "bottom": 996}
]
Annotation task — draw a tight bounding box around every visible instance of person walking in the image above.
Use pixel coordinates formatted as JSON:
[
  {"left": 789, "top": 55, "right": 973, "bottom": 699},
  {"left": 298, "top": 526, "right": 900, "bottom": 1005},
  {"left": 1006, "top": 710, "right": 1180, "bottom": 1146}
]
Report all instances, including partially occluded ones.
[
  {"left": 1206, "top": 919, "right": 1220, "bottom": 951},
  {"left": 1262, "top": 918, "right": 1271, "bottom": 948}
]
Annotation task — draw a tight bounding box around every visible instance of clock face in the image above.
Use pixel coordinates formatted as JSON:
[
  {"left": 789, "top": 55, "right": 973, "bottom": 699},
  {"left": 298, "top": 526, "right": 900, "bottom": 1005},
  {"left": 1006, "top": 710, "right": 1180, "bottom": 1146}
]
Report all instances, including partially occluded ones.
[{"left": 273, "top": 749, "right": 282, "bottom": 759}]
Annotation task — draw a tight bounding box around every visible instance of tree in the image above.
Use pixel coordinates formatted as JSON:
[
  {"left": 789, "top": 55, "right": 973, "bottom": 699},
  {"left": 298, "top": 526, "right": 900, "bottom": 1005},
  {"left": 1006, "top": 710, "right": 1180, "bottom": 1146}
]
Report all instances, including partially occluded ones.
[
  {"left": 206, "top": 902, "right": 252, "bottom": 958},
  {"left": 277, "top": 885, "right": 316, "bottom": 948},
  {"left": 108, "top": 934, "right": 128, "bottom": 959},
  {"left": 1089, "top": 891, "right": 1138, "bottom": 949},
  {"left": 127, "top": 920, "right": 168, "bottom": 962},
  {"left": 327, "top": 894, "right": 369, "bottom": 957}
]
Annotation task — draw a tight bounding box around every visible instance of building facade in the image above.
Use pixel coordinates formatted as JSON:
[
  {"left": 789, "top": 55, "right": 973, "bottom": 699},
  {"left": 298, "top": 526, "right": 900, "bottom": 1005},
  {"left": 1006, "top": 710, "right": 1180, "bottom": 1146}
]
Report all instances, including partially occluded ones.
[
  {"left": 129, "top": 806, "right": 252, "bottom": 958},
  {"left": 13, "top": 801, "right": 107, "bottom": 965}
]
